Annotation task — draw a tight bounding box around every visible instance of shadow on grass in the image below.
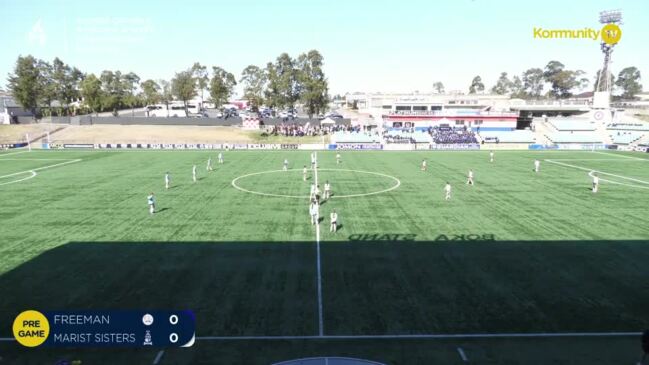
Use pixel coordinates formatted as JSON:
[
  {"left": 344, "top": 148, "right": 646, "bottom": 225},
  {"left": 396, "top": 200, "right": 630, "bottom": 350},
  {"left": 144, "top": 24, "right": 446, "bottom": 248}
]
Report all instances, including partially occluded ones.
[{"left": 1, "top": 240, "right": 648, "bottom": 364}]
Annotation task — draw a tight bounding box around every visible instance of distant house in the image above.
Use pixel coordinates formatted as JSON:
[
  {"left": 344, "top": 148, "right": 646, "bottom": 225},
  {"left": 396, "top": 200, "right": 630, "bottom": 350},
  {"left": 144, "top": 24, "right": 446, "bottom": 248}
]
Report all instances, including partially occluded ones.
[{"left": 0, "top": 94, "right": 34, "bottom": 124}]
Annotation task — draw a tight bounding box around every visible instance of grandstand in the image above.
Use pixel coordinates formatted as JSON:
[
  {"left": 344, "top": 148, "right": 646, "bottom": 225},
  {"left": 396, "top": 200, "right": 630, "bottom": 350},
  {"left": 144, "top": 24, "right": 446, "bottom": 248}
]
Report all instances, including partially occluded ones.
[
  {"left": 331, "top": 131, "right": 382, "bottom": 144},
  {"left": 547, "top": 117, "right": 596, "bottom": 131},
  {"left": 383, "top": 129, "right": 431, "bottom": 144},
  {"left": 606, "top": 122, "right": 648, "bottom": 145}
]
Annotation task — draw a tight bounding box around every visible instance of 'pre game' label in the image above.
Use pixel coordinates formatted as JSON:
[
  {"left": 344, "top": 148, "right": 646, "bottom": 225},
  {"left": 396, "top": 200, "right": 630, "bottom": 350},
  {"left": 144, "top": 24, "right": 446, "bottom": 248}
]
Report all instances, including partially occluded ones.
[{"left": 13, "top": 310, "right": 195, "bottom": 348}]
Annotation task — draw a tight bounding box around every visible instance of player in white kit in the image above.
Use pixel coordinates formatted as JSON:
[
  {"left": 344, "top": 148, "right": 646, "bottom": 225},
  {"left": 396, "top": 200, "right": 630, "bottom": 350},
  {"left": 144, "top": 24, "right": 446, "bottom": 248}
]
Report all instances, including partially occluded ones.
[
  {"left": 207, "top": 157, "right": 213, "bottom": 171},
  {"left": 421, "top": 159, "right": 427, "bottom": 171},
  {"left": 534, "top": 159, "right": 540, "bottom": 173},
  {"left": 147, "top": 193, "right": 156, "bottom": 214},
  {"left": 330, "top": 209, "right": 338, "bottom": 232},
  {"left": 592, "top": 172, "right": 599, "bottom": 193},
  {"left": 309, "top": 200, "right": 319, "bottom": 225},
  {"left": 444, "top": 182, "right": 452, "bottom": 201},
  {"left": 165, "top": 172, "right": 171, "bottom": 189},
  {"left": 336, "top": 153, "right": 341, "bottom": 164},
  {"left": 466, "top": 169, "right": 474, "bottom": 185},
  {"left": 311, "top": 153, "right": 316, "bottom": 169},
  {"left": 324, "top": 181, "right": 331, "bottom": 200},
  {"left": 192, "top": 165, "right": 197, "bottom": 183},
  {"left": 303, "top": 165, "right": 308, "bottom": 181},
  {"left": 283, "top": 159, "right": 289, "bottom": 171},
  {"left": 490, "top": 151, "right": 494, "bottom": 163},
  {"left": 218, "top": 152, "right": 223, "bottom": 164}
]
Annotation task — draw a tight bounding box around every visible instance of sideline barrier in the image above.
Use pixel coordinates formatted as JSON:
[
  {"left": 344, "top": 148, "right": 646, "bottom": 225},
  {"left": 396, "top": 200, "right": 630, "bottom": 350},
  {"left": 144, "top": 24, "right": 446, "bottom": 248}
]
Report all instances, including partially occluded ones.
[{"left": 430, "top": 143, "right": 480, "bottom": 150}]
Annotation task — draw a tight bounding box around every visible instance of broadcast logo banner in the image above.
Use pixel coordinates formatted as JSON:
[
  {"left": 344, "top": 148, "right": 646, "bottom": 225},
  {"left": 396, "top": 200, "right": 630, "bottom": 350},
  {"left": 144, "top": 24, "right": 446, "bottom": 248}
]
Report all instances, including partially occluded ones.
[{"left": 13, "top": 310, "right": 195, "bottom": 348}]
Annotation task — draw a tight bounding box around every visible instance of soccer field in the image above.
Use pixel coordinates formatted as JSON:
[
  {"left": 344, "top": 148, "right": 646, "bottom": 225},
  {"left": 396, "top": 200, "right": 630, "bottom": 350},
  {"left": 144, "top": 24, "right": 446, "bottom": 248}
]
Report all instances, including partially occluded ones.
[{"left": 1, "top": 148, "right": 648, "bottom": 364}]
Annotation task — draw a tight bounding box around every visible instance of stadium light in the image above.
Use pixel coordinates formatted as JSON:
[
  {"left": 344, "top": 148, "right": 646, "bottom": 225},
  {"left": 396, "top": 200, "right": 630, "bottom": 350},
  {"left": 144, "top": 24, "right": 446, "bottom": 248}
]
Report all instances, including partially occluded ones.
[{"left": 599, "top": 9, "right": 622, "bottom": 24}]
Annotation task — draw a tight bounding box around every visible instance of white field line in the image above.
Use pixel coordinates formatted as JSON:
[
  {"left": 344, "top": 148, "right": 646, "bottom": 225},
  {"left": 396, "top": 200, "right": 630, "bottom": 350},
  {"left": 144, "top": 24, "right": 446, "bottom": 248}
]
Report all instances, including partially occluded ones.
[
  {"left": 0, "top": 158, "right": 78, "bottom": 161},
  {"left": 593, "top": 151, "right": 649, "bottom": 160},
  {"left": 0, "top": 159, "right": 82, "bottom": 179},
  {"left": 192, "top": 331, "right": 640, "bottom": 340},
  {"left": 457, "top": 347, "right": 468, "bottom": 362},
  {"left": 0, "top": 170, "right": 37, "bottom": 186},
  {"left": 545, "top": 158, "right": 648, "bottom": 162},
  {"left": 545, "top": 159, "right": 649, "bottom": 190},
  {"left": 314, "top": 152, "right": 324, "bottom": 337},
  {"left": 231, "top": 168, "right": 400, "bottom": 199},
  {"left": 0, "top": 150, "right": 28, "bottom": 157},
  {"left": 152, "top": 350, "right": 165, "bottom": 365},
  {"left": 0, "top": 331, "right": 640, "bottom": 342}
]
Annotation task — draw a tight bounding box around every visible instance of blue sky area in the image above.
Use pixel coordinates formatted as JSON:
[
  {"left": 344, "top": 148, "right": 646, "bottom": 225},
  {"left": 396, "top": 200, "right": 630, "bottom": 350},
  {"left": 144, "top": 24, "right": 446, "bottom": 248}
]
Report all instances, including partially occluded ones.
[{"left": 1, "top": 0, "right": 647, "bottom": 95}]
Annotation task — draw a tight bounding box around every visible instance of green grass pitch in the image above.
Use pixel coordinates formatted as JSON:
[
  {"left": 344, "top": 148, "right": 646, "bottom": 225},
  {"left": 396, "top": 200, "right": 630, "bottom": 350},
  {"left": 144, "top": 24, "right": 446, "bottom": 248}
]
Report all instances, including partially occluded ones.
[{"left": 0, "top": 148, "right": 648, "bottom": 364}]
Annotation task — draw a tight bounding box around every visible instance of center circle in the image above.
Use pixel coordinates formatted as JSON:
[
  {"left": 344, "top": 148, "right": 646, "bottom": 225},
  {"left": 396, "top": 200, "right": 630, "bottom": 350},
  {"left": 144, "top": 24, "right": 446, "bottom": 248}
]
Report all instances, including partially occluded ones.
[{"left": 231, "top": 168, "right": 401, "bottom": 199}]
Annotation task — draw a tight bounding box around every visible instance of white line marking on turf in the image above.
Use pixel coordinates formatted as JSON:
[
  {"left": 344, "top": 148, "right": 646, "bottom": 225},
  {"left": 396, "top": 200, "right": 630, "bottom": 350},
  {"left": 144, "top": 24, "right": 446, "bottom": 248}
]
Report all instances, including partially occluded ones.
[
  {"left": 545, "top": 159, "right": 649, "bottom": 190},
  {"left": 0, "top": 170, "right": 37, "bottom": 186},
  {"left": 194, "top": 331, "right": 641, "bottom": 340},
  {"left": 314, "top": 152, "right": 324, "bottom": 337},
  {"left": 152, "top": 350, "right": 165, "bottom": 365},
  {"left": 0, "top": 150, "right": 28, "bottom": 157},
  {"left": 0, "top": 159, "right": 82, "bottom": 179},
  {"left": 593, "top": 151, "right": 649, "bottom": 160},
  {"left": 0, "top": 158, "right": 77, "bottom": 161},
  {"left": 457, "top": 347, "right": 468, "bottom": 362},
  {"left": 231, "top": 168, "right": 400, "bottom": 199}
]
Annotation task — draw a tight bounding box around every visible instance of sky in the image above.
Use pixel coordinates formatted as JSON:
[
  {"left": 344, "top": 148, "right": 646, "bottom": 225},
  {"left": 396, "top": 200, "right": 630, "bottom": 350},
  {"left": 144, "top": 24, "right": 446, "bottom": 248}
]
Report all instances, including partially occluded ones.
[{"left": 1, "top": 0, "right": 647, "bottom": 96}]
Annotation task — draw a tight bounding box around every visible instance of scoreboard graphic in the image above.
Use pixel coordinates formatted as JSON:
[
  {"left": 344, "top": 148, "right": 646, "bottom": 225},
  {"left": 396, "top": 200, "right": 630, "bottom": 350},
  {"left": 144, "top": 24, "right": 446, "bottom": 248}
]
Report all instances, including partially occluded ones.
[{"left": 13, "top": 310, "right": 195, "bottom": 348}]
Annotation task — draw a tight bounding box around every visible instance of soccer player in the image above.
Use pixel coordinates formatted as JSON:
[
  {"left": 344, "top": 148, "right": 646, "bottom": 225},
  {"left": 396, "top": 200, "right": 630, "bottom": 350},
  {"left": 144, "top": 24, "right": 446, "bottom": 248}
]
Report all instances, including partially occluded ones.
[
  {"left": 303, "top": 165, "right": 308, "bottom": 181},
  {"left": 444, "top": 182, "right": 452, "bottom": 201},
  {"left": 218, "top": 152, "right": 224, "bottom": 164},
  {"left": 466, "top": 169, "right": 474, "bottom": 185},
  {"left": 336, "top": 153, "right": 341, "bottom": 164},
  {"left": 310, "top": 183, "right": 316, "bottom": 200},
  {"left": 490, "top": 151, "right": 494, "bottom": 163},
  {"left": 192, "top": 165, "right": 197, "bottom": 183},
  {"left": 311, "top": 153, "right": 316, "bottom": 169},
  {"left": 330, "top": 209, "right": 338, "bottom": 232},
  {"left": 309, "top": 199, "right": 319, "bottom": 225},
  {"left": 147, "top": 193, "right": 155, "bottom": 214},
  {"left": 324, "top": 180, "right": 331, "bottom": 200},
  {"left": 534, "top": 159, "right": 540, "bottom": 173},
  {"left": 165, "top": 172, "right": 171, "bottom": 189},
  {"left": 592, "top": 172, "right": 599, "bottom": 193},
  {"left": 283, "top": 159, "right": 289, "bottom": 171},
  {"left": 421, "top": 159, "right": 427, "bottom": 171},
  {"left": 315, "top": 184, "right": 321, "bottom": 203},
  {"left": 207, "top": 157, "right": 213, "bottom": 171}
]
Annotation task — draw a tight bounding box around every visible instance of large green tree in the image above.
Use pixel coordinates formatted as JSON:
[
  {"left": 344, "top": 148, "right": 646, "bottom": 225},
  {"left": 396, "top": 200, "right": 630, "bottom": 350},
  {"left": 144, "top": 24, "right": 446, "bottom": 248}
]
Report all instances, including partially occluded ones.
[
  {"left": 100, "top": 70, "right": 126, "bottom": 114},
  {"left": 543, "top": 61, "right": 583, "bottom": 98},
  {"left": 171, "top": 70, "right": 197, "bottom": 116},
  {"left": 191, "top": 62, "right": 209, "bottom": 106},
  {"left": 615, "top": 67, "right": 642, "bottom": 99},
  {"left": 266, "top": 53, "right": 299, "bottom": 109},
  {"left": 433, "top": 81, "right": 445, "bottom": 94},
  {"left": 140, "top": 79, "right": 161, "bottom": 107},
  {"left": 122, "top": 72, "right": 141, "bottom": 115},
  {"left": 209, "top": 67, "right": 237, "bottom": 109},
  {"left": 468, "top": 76, "right": 484, "bottom": 94},
  {"left": 510, "top": 75, "right": 525, "bottom": 98},
  {"left": 240, "top": 65, "right": 267, "bottom": 110},
  {"left": 297, "top": 50, "right": 328, "bottom": 118},
  {"left": 491, "top": 72, "right": 512, "bottom": 95},
  {"left": 522, "top": 68, "right": 544, "bottom": 98},
  {"left": 7, "top": 55, "right": 41, "bottom": 115},
  {"left": 80, "top": 73, "right": 103, "bottom": 115}
]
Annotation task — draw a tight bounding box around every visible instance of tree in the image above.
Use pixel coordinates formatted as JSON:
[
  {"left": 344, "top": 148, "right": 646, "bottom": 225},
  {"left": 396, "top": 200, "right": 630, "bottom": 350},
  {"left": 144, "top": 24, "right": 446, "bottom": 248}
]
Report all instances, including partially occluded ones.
[
  {"left": 209, "top": 67, "right": 237, "bottom": 109},
  {"left": 615, "top": 67, "right": 642, "bottom": 99},
  {"left": 510, "top": 76, "right": 525, "bottom": 98},
  {"left": 240, "top": 65, "right": 267, "bottom": 110},
  {"left": 433, "top": 81, "right": 445, "bottom": 94},
  {"left": 37, "top": 59, "right": 56, "bottom": 116},
  {"left": 269, "top": 53, "right": 299, "bottom": 109},
  {"left": 522, "top": 68, "right": 544, "bottom": 98},
  {"left": 264, "top": 62, "right": 282, "bottom": 109},
  {"left": 468, "top": 76, "right": 484, "bottom": 94},
  {"left": 191, "top": 62, "right": 209, "bottom": 105},
  {"left": 543, "top": 61, "right": 583, "bottom": 98},
  {"left": 7, "top": 55, "right": 41, "bottom": 116},
  {"left": 80, "top": 73, "right": 103, "bottom": 115},
  {"left": 140, "top": 79, "right": 161, "bottom": 108},
  {"left": 491, "top": 72, "right": 512, "bottom": 95},
  {"left": 297, "top": 50, "right": 329, "bottom": 118},
  {"left": 158, "top": 79, "right": 173, "bottom": 107},
  {"left": 100, "top": 70, "right": 126, "bottom": 114},
  {"left": 122, "top": 72, "right": 141, "bottom": 115},
  {"left": 171, "top": 70, "right": 197, "bottom": 116}
]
